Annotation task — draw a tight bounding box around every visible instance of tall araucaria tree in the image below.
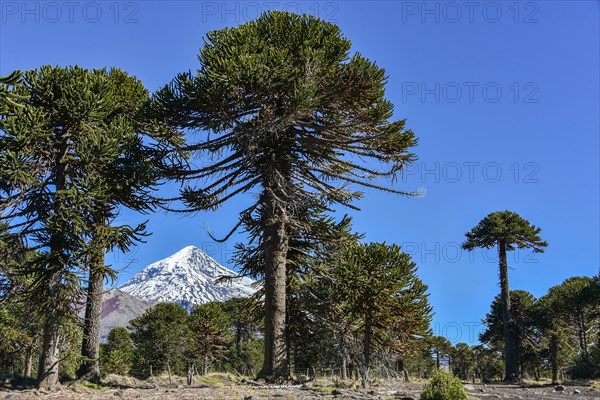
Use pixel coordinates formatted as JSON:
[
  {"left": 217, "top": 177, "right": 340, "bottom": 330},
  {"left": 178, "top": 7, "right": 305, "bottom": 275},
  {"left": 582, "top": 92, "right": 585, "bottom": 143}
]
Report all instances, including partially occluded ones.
[
  {"left": 155, "top": 11, "right": 419, "bottom": 381},
  {"left": 76, "top": 69, "right": 182, "bottom": 383},
  {"left": 0, "top": 66, "right": 180, "bottom": 387},
  {"left": 462, "top": 210, "right": 547, "bottom": 381}
]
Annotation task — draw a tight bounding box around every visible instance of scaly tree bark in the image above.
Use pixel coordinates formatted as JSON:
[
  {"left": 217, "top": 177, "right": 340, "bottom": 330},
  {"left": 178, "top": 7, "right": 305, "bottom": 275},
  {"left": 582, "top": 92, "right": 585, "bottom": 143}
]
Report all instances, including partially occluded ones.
[
  {"left": 498, "top": 241, "right": 518, "bottom": 380},
  {"left": 462, "top": 210, "right": 547, "bottom": 381},
  {"left": 155, "top": 11, "right": 419, "bottom": 382},
  {"left": 77, "top": 228, "right": 106, "bottom": 382}
]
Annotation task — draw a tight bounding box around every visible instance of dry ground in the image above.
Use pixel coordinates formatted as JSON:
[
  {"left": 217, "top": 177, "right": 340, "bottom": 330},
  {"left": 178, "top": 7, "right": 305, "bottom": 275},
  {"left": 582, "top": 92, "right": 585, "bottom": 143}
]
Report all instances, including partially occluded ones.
[{"left": 2, "top": 375, "right": 599, "bottom": 400}]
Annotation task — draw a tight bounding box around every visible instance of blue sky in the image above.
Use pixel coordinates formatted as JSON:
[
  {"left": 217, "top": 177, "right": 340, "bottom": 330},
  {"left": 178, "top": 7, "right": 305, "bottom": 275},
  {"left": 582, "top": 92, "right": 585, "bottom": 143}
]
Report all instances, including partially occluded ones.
[{"left": 1, "top": 1, "right": 598, "bottom": 344}]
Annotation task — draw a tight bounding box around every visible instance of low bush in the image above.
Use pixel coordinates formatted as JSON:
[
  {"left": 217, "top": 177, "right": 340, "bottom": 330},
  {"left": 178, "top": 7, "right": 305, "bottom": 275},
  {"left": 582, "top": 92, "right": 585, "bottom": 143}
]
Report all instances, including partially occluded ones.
[{"left": 420, "top": 370, "right": 469, "bottom": 400}]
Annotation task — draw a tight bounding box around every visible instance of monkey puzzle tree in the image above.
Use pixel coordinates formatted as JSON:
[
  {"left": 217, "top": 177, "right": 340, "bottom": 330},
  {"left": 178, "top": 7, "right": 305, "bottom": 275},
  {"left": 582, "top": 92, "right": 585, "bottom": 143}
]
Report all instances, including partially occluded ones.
[
  {"left": 424, "top": 336, "right": 453, "bottom": 370},
  {"left": 188, "top": 302, "right": 231, "bottom": 375},
  {"left": 101, "top": 327, "right": 134, "bottom": 376},
  {"left": 535, "top": 292, "right": 572, "bottom": 383},
  {"left": 0, "top": 66, "right": 179, "bottom": 386},
  {"left": 333, "top": 242, "right": 431, "bottom": 388},
  {"left": 76, "top": 68, "right": 181, "bottom": 383},
  {"left": 130, "top": 303, "right": 191, "bottom": 380},
  {"left": 544, "top": 276, "right": 599, "bottom": 379},
  {"left": 451, "top": 343, "right": 476, "bottom": 381},
  {"left": 155, "top": 11, "right": 418, "bottom": 381},
  {"left": 462, "top": 211, "right": 547, "bottom": 381}
]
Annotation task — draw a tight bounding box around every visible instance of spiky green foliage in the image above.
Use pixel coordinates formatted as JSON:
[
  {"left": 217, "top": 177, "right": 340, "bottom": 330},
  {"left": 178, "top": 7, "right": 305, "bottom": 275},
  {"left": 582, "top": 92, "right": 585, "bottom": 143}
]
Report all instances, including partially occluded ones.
[
  {"left": 462, "top": 211, "right": 548, "bottom": 252},
  {"left": 420, "top": 370, "right": 469, "bottom": 400},
  {"left": 333, "top": 242, "right": 432, "bottom": 388},
  {"left": 543, "top": 276, "right": 599, "bottom": 378},
  {"left": 101, "top": 327, "right": 134, "bottom": 376},
  {"left": 188, "top": 302, "right": 231, "bottom": 374},
  {"left": 0, "top": 295, "right": 43, "bottom": 376},
  {"left": 0, "top": 65, "right": 181, "bottom": 386},
  {"left": 536, "top": 291, "right": 574, "bottom": 383},
  {"left": 156, "top": 12, "right": 417, "bottom": 213},
  {"left": 472, "top": 344, "right": 503, "bottom": 382},
  {"left": 129, "top": 303, "right": 191, "bottom": 378},
  {"left": 450, "top": 343, "right": 476, "bottom": 381},
  {"left": 155, "top": 11, "right": 418, "bottom": 380},
  {"left": 220, "top": 297, "right": 264, "bottom": 376},
  {"left": 0, "top": 71, "right": 28, "bottom": 114},
  {"left": 424, "top": 336, "right": 453, "bottom": 370}
]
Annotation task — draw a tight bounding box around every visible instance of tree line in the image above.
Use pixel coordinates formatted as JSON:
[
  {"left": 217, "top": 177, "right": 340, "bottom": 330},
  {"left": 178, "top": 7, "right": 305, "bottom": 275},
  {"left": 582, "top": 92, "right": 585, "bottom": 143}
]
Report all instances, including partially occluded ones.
[{"left": 409, "top": 275, "right": 599, "bottom": 384}]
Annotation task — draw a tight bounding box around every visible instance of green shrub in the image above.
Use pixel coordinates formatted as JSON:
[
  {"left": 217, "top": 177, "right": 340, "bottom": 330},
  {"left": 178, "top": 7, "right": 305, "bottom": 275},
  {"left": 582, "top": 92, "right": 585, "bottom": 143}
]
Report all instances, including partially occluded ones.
[{"left": 420, "top": 370, "right": 469, "bottom": 400}]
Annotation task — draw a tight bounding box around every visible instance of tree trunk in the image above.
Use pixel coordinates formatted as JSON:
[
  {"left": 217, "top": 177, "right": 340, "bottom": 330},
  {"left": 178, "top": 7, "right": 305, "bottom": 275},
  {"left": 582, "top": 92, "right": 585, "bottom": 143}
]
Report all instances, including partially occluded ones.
[
  {"left": 77, "top": 248, "right": 105, "bottom": 382},
  {"left": 498, "top": 241, "right": 519, "bottom": 381},
  {"left": 550, "top": 333, "right": 559, "bottom": 384},
  {"left": 341, "top": 355, "right": 348, "bottom": 380},
  {"left": 361, "top": 320, "right": 372, "bottom": 389},
  {"left": 340, "top": 334, "right": 348, "bottom": 380},
  {"left": 38, "top": 131, "right": 70, "bottom": 388},
  {"left": 577, "top": 310, "right": 588, "bottom": 356},
  {"left": 24, "top": 344, "right": 35, "bottom": 378},
  {"left": 187, "top": 361, "right": 193, "bottom": 386},
  {"left": 37, "top": 272, "right": 62, "bottom": 388},
  {"left": 258, "top": 189, "right": 289, "bottom": 382},
  {"left": 236, "top": 323, "right": 242, "bottom": 359}
]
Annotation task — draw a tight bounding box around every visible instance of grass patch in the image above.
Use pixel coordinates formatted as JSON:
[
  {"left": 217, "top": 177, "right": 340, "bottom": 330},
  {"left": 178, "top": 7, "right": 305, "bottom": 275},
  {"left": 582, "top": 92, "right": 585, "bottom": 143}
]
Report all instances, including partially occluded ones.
[
  {"left": 71, "top": 380, "right": 106, "bottom": 391},
  {"left": 194, "top": 372, "right": 241, "bottom": 387},
  {"left": 312, "top": 385, "right": 336, "bottom": 393}
]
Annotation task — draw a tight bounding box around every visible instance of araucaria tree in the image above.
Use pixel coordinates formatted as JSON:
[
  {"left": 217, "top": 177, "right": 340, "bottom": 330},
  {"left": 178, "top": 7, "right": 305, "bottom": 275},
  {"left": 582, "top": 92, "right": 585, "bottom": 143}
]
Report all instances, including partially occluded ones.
[
  {"left": 333, "top": 242, "right": 431, "bottom": 388},
  {"left": 0, "top": 66, "right": 178, "bottom": 386},
  {"left": 156, "top": 11, "right": 418, "bottom": 381},
  {"left": 188, "top": 302, "right": 231, "bottom": 375},
  {"left": 129, "top": 303, "right": 191, "bottom": 380},
  {"left": 75, "top": 69, "right": 180, "bottom": 383},
  {"left": 462, "top": 211, "right": 547, "bottom": 381}
]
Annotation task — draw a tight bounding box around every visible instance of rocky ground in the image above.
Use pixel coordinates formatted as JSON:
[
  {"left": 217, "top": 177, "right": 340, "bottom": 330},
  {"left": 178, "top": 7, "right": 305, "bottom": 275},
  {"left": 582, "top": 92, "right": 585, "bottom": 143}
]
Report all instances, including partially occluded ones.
[{"left": 2, "top": 377, "right": 599, "bottom": 400}]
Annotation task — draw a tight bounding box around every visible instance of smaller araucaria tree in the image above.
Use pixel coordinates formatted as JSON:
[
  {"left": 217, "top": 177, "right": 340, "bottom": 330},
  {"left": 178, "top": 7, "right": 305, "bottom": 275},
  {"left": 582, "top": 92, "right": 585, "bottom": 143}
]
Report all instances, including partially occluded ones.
[
  {"left": 188, "top": 302, "right": 231, "bottom": 375},
  {"left": 462, "top": 210, "right": 547, "bottom": 381},
  {"left": 101, "top": 327, "right": 134, "bottom": 376},
  {"left": 333, "top": 242, "right": 431, "bottom": 388}
]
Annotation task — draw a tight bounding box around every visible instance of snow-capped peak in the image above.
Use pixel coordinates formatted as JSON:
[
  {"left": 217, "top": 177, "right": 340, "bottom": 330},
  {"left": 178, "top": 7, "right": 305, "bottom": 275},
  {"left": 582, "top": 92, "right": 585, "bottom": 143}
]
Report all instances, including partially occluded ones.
[{"left": 118, "top": 246, "right": 255, "bottom": 310}]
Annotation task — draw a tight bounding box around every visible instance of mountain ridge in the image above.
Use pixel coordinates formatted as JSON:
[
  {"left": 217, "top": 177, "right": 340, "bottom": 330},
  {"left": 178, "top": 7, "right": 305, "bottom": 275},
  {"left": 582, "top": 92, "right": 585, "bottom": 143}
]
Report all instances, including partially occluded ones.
[{"left": 118, "top": 245, "right": 256, "bottom": 310}]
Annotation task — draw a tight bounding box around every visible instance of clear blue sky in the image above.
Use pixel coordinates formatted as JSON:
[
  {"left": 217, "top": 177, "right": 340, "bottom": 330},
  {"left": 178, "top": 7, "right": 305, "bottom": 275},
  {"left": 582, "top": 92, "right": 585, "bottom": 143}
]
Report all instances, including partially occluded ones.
[{"left": 1, "top": 1, "right": 598, "bottom": 344}]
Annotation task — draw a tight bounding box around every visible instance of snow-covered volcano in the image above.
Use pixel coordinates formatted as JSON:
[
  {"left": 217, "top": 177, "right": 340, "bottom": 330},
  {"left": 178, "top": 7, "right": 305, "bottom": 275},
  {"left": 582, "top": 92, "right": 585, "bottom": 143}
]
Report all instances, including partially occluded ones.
[{"left": 119, "top": 246, "right": 255, "bottom": 309}]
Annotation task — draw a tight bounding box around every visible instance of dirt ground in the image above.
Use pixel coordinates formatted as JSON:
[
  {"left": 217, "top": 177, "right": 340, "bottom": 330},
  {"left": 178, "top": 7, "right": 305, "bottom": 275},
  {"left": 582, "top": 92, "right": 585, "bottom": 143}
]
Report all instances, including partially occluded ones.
[{"left": 2, "top": 379, "right": 599, "bottom": 400}]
